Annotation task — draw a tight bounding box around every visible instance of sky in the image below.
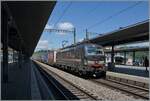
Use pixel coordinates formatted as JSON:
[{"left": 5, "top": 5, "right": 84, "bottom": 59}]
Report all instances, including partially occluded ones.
[{"left": 35, "top": 1, "right": 149, "bottom": 51}]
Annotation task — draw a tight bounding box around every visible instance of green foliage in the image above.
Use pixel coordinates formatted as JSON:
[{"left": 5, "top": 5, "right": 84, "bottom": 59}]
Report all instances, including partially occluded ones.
[{"left": 32, "top": 50, "right": 48, "bottom": 58}]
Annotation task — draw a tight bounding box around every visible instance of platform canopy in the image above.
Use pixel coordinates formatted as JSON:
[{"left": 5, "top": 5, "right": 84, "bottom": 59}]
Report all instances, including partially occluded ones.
[
  {"left": 104, "top": 47, "right": 149, "bottom": 53},
  {"left": 87, "top": 20, "right": 149, "bottom": 46},
  {"left": 2, "top": 1, "right": 56, "bottom": 57}
]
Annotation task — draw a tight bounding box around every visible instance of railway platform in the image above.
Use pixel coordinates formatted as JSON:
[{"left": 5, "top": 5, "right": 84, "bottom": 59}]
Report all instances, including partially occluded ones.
[
  {"left": 1, "top": 59, "right": 41, "bottom": 100},
  {"left": 108, "top": 65, "right": 149, "bottom": 78},
  {"left": 106, "top": 66, "right": 149, "bottom": 89},
  {"left": 107, "top": 71, "right": 149, "bottom": 84}
]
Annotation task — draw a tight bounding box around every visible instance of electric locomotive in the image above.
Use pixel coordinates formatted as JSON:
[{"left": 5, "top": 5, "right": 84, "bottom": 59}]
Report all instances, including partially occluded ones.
[{"left": 55, "top": 43, "right": 106, "bottom": 77}]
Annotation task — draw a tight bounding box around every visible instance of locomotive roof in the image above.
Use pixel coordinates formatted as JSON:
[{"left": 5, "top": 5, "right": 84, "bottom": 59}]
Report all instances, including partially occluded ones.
[{"left": 59, "top": 42, "right": 102, "bottom": 51}]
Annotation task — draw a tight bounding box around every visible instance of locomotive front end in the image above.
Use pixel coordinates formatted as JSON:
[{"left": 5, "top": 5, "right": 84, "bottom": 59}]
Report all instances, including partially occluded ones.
[{"left": 84, "top": 44, "right": 106, "bottom": 77}]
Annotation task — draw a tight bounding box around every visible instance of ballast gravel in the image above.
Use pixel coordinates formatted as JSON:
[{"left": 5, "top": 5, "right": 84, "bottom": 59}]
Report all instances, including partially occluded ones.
[{"left": 36, "top": 61, "right": 137, "bottom": 100}]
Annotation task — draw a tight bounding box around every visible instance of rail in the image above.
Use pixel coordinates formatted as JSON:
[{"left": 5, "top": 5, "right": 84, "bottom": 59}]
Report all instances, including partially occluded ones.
[
  {"left": 91, "top": 79, "right": 149, "bottom": 100},
  {"left": 34, "top": 60, "right": 98, "bottom": 100}
]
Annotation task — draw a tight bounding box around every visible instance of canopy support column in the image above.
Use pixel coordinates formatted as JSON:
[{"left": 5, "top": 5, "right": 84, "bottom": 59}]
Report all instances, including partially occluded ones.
[{"left": 2, "top": 4, "right": 9, "bottom": 83}]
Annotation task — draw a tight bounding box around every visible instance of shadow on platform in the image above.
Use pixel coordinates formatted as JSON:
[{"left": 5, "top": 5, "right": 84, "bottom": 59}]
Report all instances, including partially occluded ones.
[
  {"left": 1, "top": 60, "right": 31, "bottom": 100},
  {"left": 1, "top": 59, "right": 79, "bottom": 100}
]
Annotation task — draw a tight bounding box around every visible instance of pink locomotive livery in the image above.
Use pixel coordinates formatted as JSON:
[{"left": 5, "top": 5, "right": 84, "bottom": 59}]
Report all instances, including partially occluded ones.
[{"left": 48, "top": 51, "right": 56, "bottom": 65}]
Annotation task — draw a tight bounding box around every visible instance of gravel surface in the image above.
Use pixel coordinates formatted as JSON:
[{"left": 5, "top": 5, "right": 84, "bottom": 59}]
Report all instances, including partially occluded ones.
[{"left": 36, "top": 61, "right": 137, "bottom": 100}]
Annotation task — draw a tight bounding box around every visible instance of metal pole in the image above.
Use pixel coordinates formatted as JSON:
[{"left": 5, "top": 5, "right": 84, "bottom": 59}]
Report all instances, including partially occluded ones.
[
  {"left": 62, "top": 41, "right": 64, "bottom": 48},
  {"left": 2, "top": 4, "right": 8, "bottom": 83},
  {"left": 133, "top": 51, "right": 135, "bottom": 65},
  {"left": 18, "top": 51, "right": 22, "bottom": 68},
  {"left": 86, "top": 29, "right": 88, "bottom": 40},
  {"left": 73, "top": 28, "right": 76, "bottom": 44},
  {"left": 111, "top": 45, "right": 114, "bottom": 65},
  {"left": 47, "top": 48, "right": 49, "bottom": 63},
  {"left": 124, "top": 51, "right": 126, "bottom": 65},
  {"left": 104, "top": 52, "right": 106, "bottom": 63},
  {"left": 12, "top": 49, "right": 14, "bottom": 63}
]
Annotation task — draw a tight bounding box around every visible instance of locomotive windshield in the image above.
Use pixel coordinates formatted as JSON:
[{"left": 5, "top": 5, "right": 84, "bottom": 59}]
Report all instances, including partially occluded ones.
[{"left": 85, "top": 45, "right": 103, "bottom": 55}]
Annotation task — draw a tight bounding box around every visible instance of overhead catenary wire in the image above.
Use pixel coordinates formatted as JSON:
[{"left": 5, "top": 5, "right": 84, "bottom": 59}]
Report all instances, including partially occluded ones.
[
  {"left": 47, "top": 2, "right": 76, "bottom": 44},
  {"left": 87, "top": 3, "right": 101, "bottom": 15},
  {"left": 87, "top": 1, "right": 143, "bottom": 29},
  {"left": 54, "top": 2, "right": 72, "bottom": 27}
]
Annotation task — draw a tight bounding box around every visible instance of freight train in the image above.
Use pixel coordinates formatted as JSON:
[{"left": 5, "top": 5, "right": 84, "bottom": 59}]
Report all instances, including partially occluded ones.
[{"left": 36, "top": 43, "right": 107, "bottom": 77}]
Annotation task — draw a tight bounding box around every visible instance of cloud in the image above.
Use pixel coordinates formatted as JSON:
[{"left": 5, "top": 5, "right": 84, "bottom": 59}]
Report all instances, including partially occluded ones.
[
  {"left": 56, "top": 22, "right": 74, "bottom": 35},
  {"left": 57, "top": 22, "right": 74, "bottom": 30},
  {"left": 44, "top": 24, "right": 53, "bottom": 30},
  {"left": 36, "top": 40, "right": 49, "bottom": 50},
  {"left": 78, "top": 38, "right": 84, "bottom": 42}
]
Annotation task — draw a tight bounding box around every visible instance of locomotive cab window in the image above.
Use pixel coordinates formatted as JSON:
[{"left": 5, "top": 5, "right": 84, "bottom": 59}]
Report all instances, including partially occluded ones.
[{"left": 85, "top": 45, "right": 103, "bottom": 56}]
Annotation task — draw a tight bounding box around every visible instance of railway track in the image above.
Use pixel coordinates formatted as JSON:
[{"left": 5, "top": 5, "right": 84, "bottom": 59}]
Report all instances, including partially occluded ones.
[
  {"left": 35, "top": 62, "right": 98, "bottom": 100},
  {"left": 34, "top": 61, "right": 149, "bottom": 100},
  {"left": 91, "top": 78, "right": 149, "bottom": 100}
]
